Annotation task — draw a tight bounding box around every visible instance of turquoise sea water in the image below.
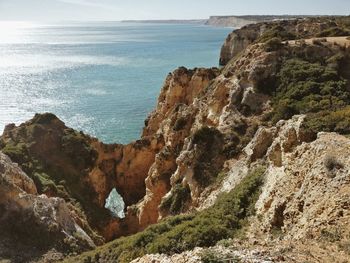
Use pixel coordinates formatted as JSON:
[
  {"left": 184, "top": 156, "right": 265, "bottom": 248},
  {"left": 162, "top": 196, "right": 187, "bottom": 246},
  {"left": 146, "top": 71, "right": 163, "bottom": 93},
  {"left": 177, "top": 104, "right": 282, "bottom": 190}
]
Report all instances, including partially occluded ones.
[{"left": 0, "top": 21, "right": 232, "bottom": 143}]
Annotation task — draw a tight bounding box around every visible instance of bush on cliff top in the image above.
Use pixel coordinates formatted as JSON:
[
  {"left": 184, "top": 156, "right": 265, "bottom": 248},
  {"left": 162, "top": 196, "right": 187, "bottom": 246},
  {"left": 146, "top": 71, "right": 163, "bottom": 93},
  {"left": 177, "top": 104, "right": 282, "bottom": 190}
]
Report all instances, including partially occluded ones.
[
  {"left": 303, "top": 106, "right": 350, "bottom": 135},
  {"left": 258, "top": 25, "right": 296, "bottom": 43},
  {"left": 316, "top": 27, "right": 350, "bottom": 37},
  {"left": 264, "top": 37, "right": 284, "bottom": 52},
  {"left": 31, "top": 113, "right": 59, "bottom": 125},
  {"left": 270, "top": 58, "right": 349, "bottom": 123},
  {"left": 64, "top": 167, "right": 265, "bottom": 263}
]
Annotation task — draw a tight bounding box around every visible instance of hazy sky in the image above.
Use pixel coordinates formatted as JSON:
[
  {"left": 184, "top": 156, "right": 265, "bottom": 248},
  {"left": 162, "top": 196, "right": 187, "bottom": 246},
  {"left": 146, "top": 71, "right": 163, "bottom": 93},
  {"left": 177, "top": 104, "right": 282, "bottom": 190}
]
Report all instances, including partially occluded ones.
[{"left": 0, "top": 0, "right": 349, "bottom": 21}]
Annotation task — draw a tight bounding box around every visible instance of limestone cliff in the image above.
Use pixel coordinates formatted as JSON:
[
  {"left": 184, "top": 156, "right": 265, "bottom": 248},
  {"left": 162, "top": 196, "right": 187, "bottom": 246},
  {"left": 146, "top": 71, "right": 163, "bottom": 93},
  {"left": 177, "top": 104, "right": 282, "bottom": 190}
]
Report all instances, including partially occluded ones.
[
  {"left": 132, "top": 116, "right": 350, "bottom": 263},
  {"left": 220, "top": 16, "right": 350, "bottom": 65},
  {"left": 0, "top": 113, "right": 164, "bottom": 241},
  {"left": 62, "top": 17, "right": 350, "bottom": 263},
  {"left": 2, "top": 16, "right": 350, "bottom": 263},
  {"left": 0, "top": 151, "right": 95, "bottom": 263}
]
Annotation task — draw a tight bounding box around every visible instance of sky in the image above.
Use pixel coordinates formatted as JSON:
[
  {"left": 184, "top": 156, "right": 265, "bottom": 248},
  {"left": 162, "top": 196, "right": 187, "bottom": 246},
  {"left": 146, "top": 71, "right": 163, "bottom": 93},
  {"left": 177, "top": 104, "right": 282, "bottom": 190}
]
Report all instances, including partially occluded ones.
[{"left": 0, "top": 0, "right": 349, "bottom": 21}]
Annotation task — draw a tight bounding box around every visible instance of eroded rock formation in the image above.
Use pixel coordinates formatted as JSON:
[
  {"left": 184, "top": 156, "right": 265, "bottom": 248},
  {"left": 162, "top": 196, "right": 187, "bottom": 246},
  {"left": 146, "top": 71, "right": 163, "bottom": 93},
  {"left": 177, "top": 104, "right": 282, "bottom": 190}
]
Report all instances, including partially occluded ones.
[{"left": 0, "top": 152, "right": 95, "bottom": 262}]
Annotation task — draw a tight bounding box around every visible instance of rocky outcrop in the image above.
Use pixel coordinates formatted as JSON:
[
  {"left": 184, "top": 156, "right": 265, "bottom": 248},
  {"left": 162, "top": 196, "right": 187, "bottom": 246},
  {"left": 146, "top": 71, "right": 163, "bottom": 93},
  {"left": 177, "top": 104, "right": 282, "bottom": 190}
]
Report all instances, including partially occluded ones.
[
  {"left": 220, "top": 24, "right": 261, "bottom": 66},
  {"left": 131, "top": 245, "right": 277, "bottom": 263},
  {"left": 219, "top": 17, "right": 347, "bottom": 65},
  {"left": 137, "top": 58, "right": 274, "bottom": 224},
  {"left": 0, "top": 151, "right": 37, "bottom": 195},
  {"left": 255, "top": 127, "right": 350, "bottom": 240},
  {"left": 0, "top": 113, "right": 163, "bottom": 241},
  {"left": 138, "top": 67, "right": 220, "bottom": 226},
  {"left": 0, "top": 151, "right": 95, "bottom": 263},
  {"left": 131, "top": 114, "right": 350, "bottom": 263}
]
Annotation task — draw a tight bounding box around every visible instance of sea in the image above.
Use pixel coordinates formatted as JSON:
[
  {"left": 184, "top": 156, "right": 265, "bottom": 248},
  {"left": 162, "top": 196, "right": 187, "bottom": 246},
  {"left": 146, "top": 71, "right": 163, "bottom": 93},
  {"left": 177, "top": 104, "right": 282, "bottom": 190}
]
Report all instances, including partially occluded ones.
[{"left": 0, "top": 21, "right": 232, "bottom": 144}]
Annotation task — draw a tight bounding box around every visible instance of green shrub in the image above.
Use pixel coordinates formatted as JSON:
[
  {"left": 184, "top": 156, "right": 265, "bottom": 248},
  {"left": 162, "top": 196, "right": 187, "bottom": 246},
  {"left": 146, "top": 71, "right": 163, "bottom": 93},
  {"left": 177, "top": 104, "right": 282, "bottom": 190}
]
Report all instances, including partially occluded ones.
[
  {"left": 160, "top": 184, "right": 191, "bottom": 215},
  {"left": 33, "top": 172, "right": 58, "bottom": 194},
  {"left": 173, "top": 117, "right": 187, "bottom": 131},
  {"left": 320, "top": 228, "right": 342, "bottom": 242},
  {"left": 264, "top": 37, "right": 283, "bottom": 52},
  {"left": 258, "top": 25, "right": 296, "bottom": 43},
  {"left": 200, "top": 249, "right": 224, "bottom": 263},
  {"left": 222, "top": 133, "right": 240, "bottom": 158},
  {"left": 335, "top": 16, "right": 350, "bottom": 28},
  {"left": 324, "top": 155, "right": 344, "bottom": 171},
  {"left": 327, "top": 53, "right": 347, "bottom": 68},
  {"left": 200, "top": 248, "right": 240, "bottom": 263},
  {"left": 192, "top": 126, "right": 222, "bottom": 145},
  {"left": 64, "top": 167, "right": 266, "bottom": 263},
  {"left": 31, "top": 113, "right": 59, "bottom": 125},
  {"left": 270, "top": 59, "right": 349, "bottom": 122},
  {"left": 192, "top": 127, "right": 224, "bottom": 187},
  {"left": 316, "top": 27, "right": 350, "bottom": 37},
  {"left": 303, "top": 106, "right": 350, "bottom": 134},
  {"left": 1, "top": 142, "right": 29, "bottom": 164}
]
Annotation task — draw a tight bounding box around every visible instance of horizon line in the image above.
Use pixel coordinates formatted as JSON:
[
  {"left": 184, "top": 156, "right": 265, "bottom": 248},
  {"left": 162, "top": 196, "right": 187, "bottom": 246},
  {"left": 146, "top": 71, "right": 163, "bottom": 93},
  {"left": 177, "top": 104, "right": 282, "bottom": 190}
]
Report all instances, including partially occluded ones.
[{"left": 0, "top": 14, "right": 349, "bottom": 23}]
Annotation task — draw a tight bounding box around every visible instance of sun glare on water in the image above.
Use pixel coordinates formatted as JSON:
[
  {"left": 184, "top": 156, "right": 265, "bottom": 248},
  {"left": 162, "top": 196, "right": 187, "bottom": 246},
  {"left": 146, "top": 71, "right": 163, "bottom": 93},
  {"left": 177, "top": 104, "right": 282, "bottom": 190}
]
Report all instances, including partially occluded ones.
[{"left": 0, "top": 21, "right": 36, "bottom": 44}]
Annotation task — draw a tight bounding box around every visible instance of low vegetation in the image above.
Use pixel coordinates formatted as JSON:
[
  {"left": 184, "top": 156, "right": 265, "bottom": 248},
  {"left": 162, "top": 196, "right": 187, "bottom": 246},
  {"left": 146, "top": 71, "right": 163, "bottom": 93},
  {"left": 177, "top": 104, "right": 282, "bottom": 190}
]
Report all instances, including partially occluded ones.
[
  {"left": 258, "top": 25, "right": 296, "bottom": 43},
  {"left": 324, "top": 155, "right": 344, "bottom": 171},
  {"left": 173, "top": 117, "right": 188, "bottom": 131},
  {"left": 271, "top": 58, "right": 349, "bottom": 122},
  {"left": 64, "top": 167, "right": 266, "bottom": 263},
  {"left": 255, "top": 42, "right": 350, "bottom": 136},
  {"left": 320, "top": 228, "right": 342, "bottom": 242},
  {"left": 192, "top": 126, "right": 225, "bottom": 187},
  {"left": 159, "top": 183, "right": 191, "bottom": 215},
  {"left": 303, "top": 106, "right": 350, "bottom": 134},
  {"left": 264, "top": 37, "right": 284, "bottom": 52},
  {"left": 316, "top": 27, "right": 350, "bottom": 37},
  {"left": 200, "top": 248, "right": 241, "bottom": 263}
]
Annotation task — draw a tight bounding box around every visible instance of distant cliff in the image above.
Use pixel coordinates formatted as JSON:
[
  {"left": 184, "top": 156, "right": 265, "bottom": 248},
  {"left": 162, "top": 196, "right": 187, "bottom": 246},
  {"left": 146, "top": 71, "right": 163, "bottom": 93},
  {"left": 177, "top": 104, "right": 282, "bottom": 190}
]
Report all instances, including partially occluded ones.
[
  {"left": 122, "top": 16, "right": 309, "bottom": 28},
  {"left": 121, "top": 19, "right": 206, "bottom": 24},
  {"left": 206, "top": 15, "right": 319, "bottom": 28}
]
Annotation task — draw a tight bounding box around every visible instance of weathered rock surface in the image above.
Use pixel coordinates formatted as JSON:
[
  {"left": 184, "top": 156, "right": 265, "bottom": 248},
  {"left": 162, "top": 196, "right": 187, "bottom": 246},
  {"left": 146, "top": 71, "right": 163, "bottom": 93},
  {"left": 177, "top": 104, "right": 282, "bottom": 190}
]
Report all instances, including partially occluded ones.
[
  {"left": 0, "top": 113, "right": 164, "bottom": 241},
  {"left": 131, "top": 245, "right": 276, "bottom": 263},
  {"left": 255, "top": 128, "right": 350, "bottom": 240},
  {"left": 131, "top": 115, "right": 350, "bottom": 263},
  {"left": 0, "top": 151, "right": 95, "bottom": 263}
]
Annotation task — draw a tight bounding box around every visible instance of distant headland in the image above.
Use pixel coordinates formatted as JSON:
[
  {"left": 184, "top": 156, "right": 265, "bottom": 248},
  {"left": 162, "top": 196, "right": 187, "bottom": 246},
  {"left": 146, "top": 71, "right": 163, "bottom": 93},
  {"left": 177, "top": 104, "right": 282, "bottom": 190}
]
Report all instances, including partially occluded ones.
[
  {"left": 121, "top": 19, "right": 206, "bottom": 24},
  {"left": 123, "top": 15, "right": 339, "bottom": 28}
]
